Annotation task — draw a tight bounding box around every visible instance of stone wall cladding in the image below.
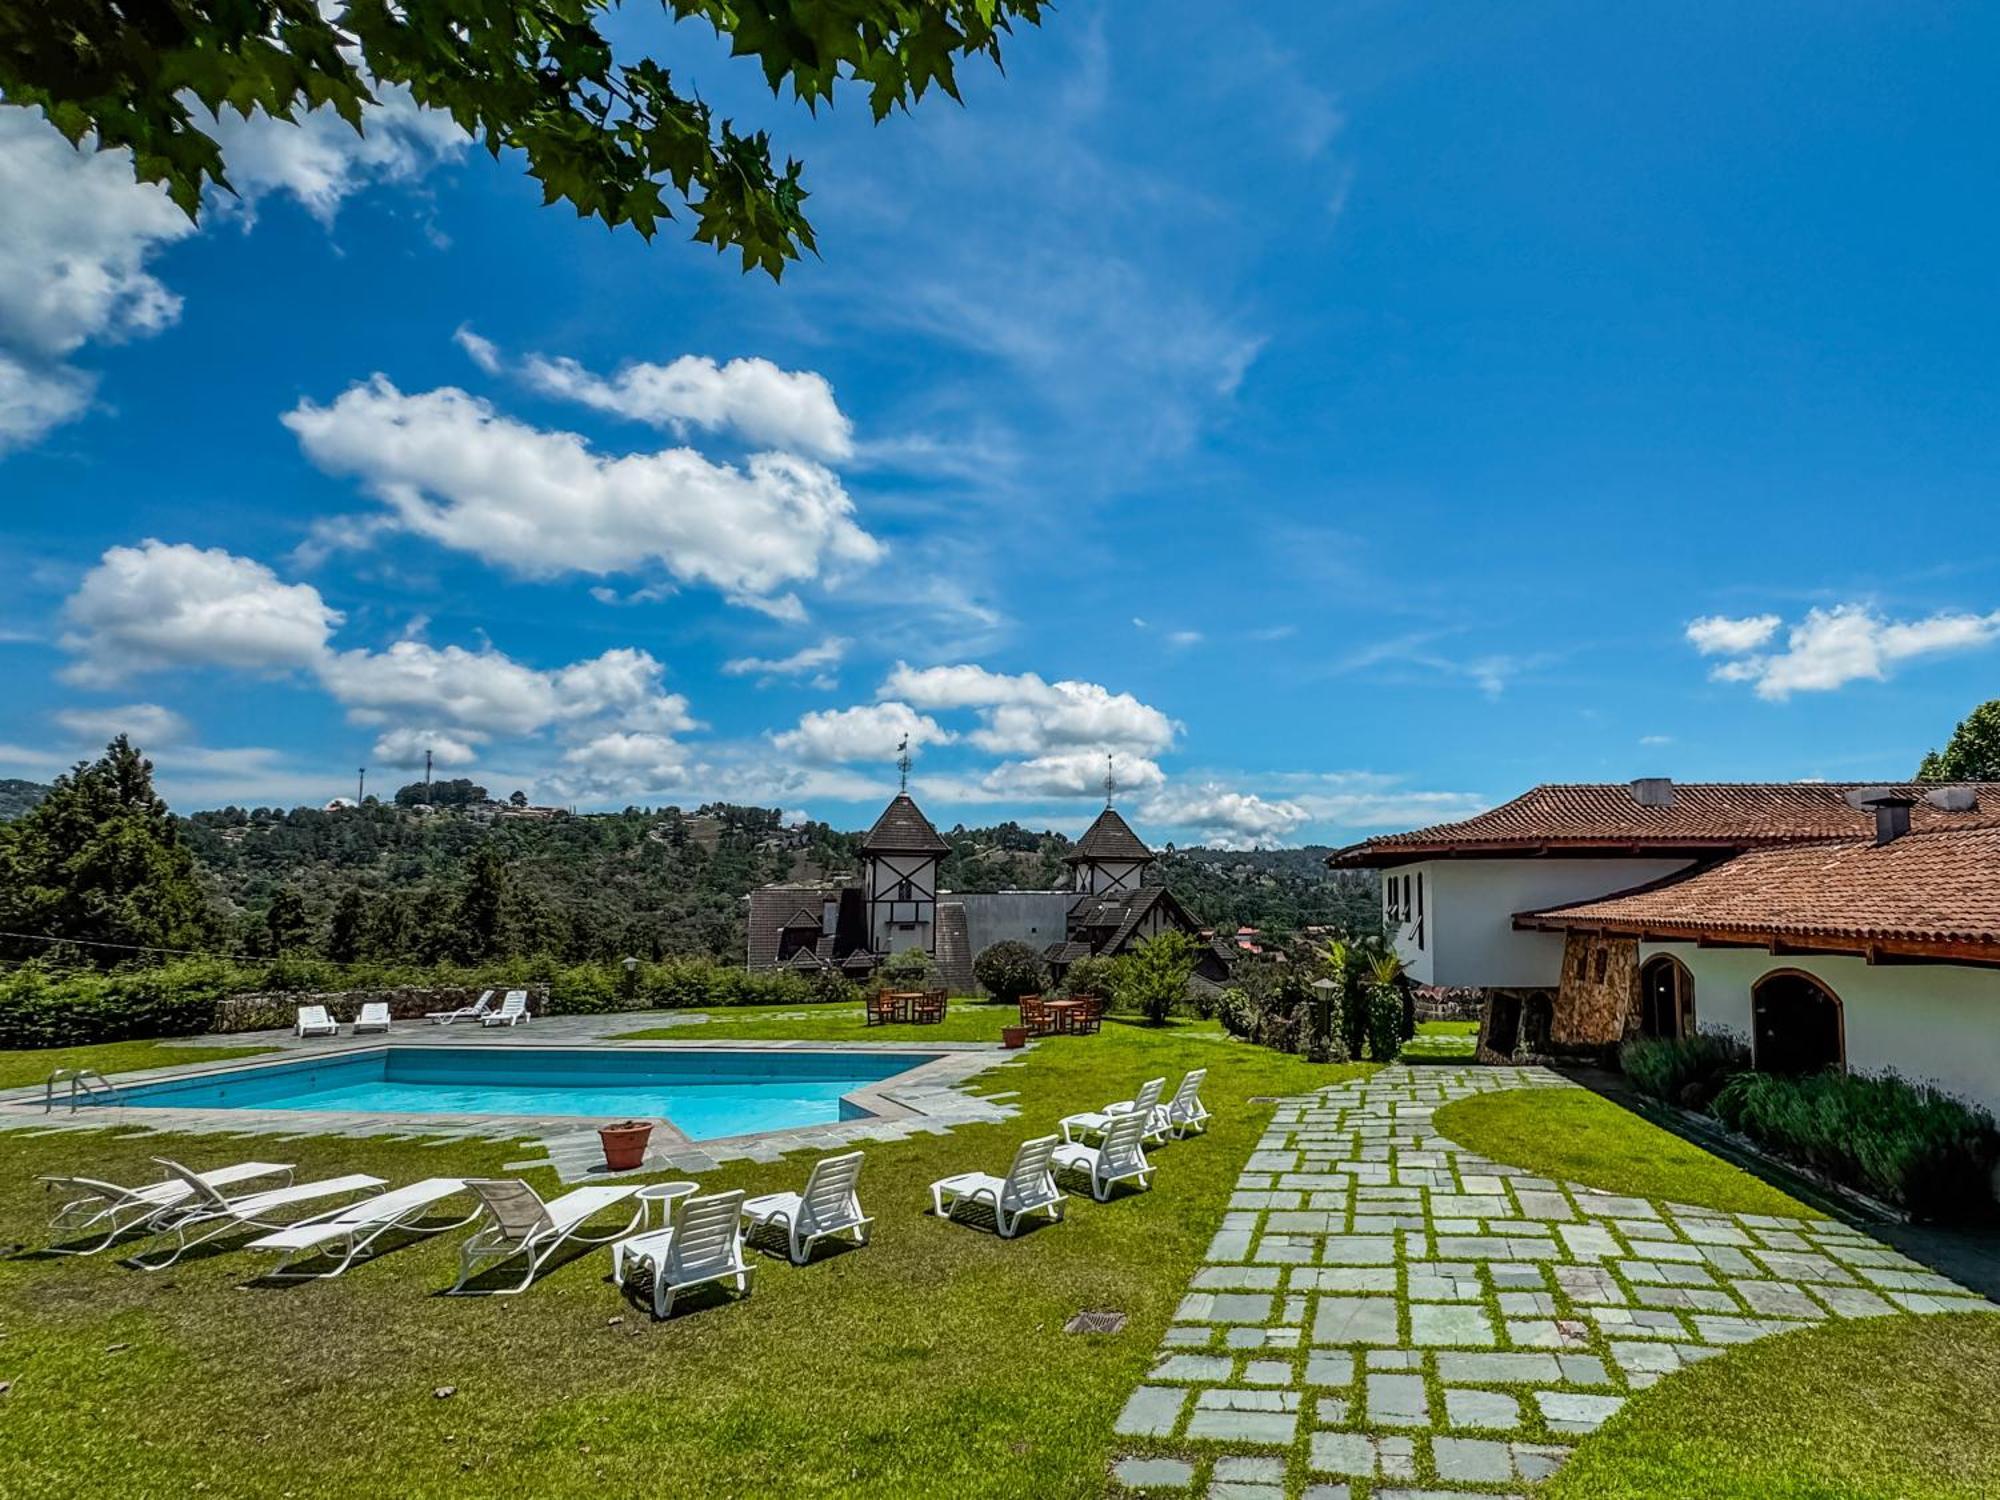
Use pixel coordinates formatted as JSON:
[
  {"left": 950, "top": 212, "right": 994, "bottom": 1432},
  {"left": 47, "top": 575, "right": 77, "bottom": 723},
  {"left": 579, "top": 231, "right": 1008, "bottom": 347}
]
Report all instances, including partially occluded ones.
[
  {"left": 1550, "top": 933, "right": 1639, "bottom": 1046},
  {"left": 211, "top": 986, "right": 549, "bottom": 1033}
]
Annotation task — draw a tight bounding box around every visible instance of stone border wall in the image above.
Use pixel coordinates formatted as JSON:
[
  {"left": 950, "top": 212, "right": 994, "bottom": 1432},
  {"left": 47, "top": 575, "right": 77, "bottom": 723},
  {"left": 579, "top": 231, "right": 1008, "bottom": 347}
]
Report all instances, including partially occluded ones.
[{"left": 211, "top": 985, "right": 550, "bottom": 1033}]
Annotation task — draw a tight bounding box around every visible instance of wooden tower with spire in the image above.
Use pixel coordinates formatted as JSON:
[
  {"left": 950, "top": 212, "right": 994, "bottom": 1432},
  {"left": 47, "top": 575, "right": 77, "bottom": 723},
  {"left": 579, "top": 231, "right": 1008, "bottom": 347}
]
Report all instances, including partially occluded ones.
[
  {"left": 1065, "top": 756, "right": 1156, "bottom": 894},
  {"left": 860, "top": 736, "right": 951, "bottom": 958}
]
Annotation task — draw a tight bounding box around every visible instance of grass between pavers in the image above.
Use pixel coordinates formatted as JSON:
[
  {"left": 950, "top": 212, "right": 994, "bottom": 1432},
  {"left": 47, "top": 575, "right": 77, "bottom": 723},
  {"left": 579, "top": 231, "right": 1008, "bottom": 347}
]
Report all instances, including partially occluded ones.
[
  {"left": 0, "top": 1039, "right": 276, "bottom": 1093},
  {"left": 619, "top": 999, "right": 1018, "bottom": 1045},
  {"left": 0, "top": 1017, "right": 1371, "bottom": 1499},
  {"left": 1433, "top": 1086, "right": 1813, "bottom": 1217},
  {"left": 1546, "top": 1312, "right": 2000, "bottom": 1499}
]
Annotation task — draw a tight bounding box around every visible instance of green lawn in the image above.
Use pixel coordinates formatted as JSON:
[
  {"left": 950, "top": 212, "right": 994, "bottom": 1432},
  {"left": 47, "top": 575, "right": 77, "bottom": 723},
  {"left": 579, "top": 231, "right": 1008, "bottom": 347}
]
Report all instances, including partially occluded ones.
[
  {"left": 1432, "top": 1085, "right": 1811, "bottom": 1217},
  {"left": 1403, "top": 1018, "right": 1478, "bottom": 1061},
  {"left": 0, "top": 1039, "right": 275, "bottom": 1093},
  {"left": 620, "top": 999, "right": 1019, "bottom": 1046},
  {"left": 0, "top": 1016, "right": 1367, "bottom": 1498},
  {"left": 1549, "top": 1313, "right": 2000, "bottom": 1499}
]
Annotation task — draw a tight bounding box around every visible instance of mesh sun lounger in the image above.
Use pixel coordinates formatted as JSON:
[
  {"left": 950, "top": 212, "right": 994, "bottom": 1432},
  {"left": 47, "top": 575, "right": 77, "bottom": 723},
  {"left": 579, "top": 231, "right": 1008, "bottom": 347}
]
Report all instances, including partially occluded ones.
[
  {"left": 295, "top": 1004, "right": 340, "bottom": 1038},
  {"left": 481, "top": 991, "right": 530, "bottom": 1027},
  {"left": 446, "top": 1179, "right": 642, "bottom": 1294},
  {"left": 1051, "top": 1108, "right": 1154, "bottom": 1202},
  {"left": 741, "top": 1151, "right": 873, "bottom": 1265},
  {"left": 1150, "top": 1068, "right": 1209, "bottom": 1138},
  {"left": 40, "top": 1160, "right": 294, "bottom": 1255},
  {"left": 352, "top": 1002, "right": 392, "bottom": 1035},
  {"left": 247, "top": 1178, "right": 476, "bottom": 1279},
  {"left": 427, "top": 990, "right": 494, "bottom": 1025},
  {"left": 931, "top": 1136, "right": 1066, "bottom": 1238},
  {"left": 129, "top": 1160, "right": 386, "bottom": 1270}
]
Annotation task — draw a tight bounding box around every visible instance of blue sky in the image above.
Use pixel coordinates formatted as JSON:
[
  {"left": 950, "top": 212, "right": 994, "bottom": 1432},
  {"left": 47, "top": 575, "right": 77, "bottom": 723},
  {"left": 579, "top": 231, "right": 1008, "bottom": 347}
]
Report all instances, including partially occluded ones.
[{"left": 4, "top": 2, "right": 1999, "bottom": 845}]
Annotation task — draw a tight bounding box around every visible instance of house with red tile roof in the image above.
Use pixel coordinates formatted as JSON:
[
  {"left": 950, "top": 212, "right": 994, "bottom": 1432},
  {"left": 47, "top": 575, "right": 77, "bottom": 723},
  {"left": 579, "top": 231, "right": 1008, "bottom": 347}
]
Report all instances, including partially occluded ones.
[{"left": 1332, "top": 779, "right": 2000, "bottom": 1108}]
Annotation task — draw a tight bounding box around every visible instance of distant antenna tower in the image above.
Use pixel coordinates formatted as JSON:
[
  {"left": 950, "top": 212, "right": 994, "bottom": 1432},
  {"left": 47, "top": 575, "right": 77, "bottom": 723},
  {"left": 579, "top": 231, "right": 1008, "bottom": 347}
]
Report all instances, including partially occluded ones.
[
  {"left": 896, "top": 735, "right": 911, "bottom": 793},
  {"left": 1105, "top": 753, "right": 1117, "bottom": 808}
]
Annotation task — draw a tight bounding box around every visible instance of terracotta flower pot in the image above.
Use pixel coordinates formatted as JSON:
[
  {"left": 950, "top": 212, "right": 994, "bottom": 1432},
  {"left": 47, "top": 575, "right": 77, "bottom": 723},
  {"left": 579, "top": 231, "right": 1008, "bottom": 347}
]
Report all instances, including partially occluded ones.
[
  {"left": 1001, "top": 1025, "right": 1029, "bottom": 1050},
  {"left": 598, "top": 1119, "right": 653, "bottom": 1172}
]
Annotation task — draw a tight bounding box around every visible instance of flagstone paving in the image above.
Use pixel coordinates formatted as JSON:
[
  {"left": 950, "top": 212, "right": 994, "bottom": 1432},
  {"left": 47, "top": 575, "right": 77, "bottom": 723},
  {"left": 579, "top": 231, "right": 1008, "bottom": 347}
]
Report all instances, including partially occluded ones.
[{"left": 1108, "top": 1064, "right": 1998, "bottom": 1497}]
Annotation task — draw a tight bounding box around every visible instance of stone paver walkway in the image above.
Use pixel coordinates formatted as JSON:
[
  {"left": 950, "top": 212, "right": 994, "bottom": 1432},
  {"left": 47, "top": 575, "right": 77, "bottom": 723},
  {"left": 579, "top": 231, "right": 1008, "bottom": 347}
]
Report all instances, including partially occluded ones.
[{"left": 1109, "top": 1064, "right": 1997, "bottom": 1498}]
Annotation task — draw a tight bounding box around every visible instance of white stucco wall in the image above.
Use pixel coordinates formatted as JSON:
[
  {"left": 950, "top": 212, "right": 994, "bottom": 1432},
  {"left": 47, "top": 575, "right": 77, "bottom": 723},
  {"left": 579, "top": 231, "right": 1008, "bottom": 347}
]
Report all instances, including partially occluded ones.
[
  {"left": 1643, "top": 942, "right": 2000, "bottom": 1113},
  {"left": 1387, "top": 858, "right": 1693, "bottom": 989}
]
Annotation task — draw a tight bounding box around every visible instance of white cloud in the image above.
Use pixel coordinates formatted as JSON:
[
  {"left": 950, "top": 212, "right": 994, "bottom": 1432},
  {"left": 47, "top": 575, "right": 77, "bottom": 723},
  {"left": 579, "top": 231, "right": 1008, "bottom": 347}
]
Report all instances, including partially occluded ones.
[
  {"left": 1167, "top": 629, "right": 1204, "bottom": 648},
  {"left": 283, "top": 378, "right": 883, "bottom": 611},
  {"left": 978, "top": 750, "right": 1165, "bottom": 799},
  {"left": 60, "top": 539, "right": 343, "bottom": 686},
  {"left": 1141, "top": 783, "right": 1310, "bottom": 848},
  {"left": 880, "top": 661, "right": 1177, "bottom": 755},
  {"left": 1693, "top": 603, "right": 2000, "bottom": 700},
  {"left": 1259, "top": 771, "right": 1490, "bottom": 831},
  {"left": 370, "top": 727, "right": 480, "bottom": 768},
  {"left": 0, "top": 352, "right": 92, "bottom": 452},
  {"left": 453, "top": 324, "right": 502, "bottom": 374},
  {"left": 771, "top": 701, "right": 954, "bottom": 765},
  {"left": 1686, "top": 613, "right": 1781, "bottom": 656},
  {"left": 519, "top": 350, "right": 854, "bottom": 462},
  {"left": 205, "top": 87, "right": 463, "bottom": 226},
  {"left": 723, "top": 637, "right": 848, "bottom": 687},
  {"left": 53, "top": 702, "right": 191, "bottom": 746}
]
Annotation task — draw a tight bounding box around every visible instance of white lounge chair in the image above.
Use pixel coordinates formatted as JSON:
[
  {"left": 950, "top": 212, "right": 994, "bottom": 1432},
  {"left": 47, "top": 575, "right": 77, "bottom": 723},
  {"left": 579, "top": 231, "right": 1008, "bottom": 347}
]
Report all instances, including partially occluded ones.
[
  {"left": 427, "top": 990, "right": 494, "bottom": 1025},
  {"left": 741, "top": 1151, "right": 872, "bottom": 1265},
  {"left": 446, "top": 1179, "right": 642, "bottom": 1294},
  {"left": 40, "top": 1160, "right": 293, "bottom": 1255},
  {"left": 1051, "top": 1107, "right": 1154, "bottom": 1201},
  {"left": 481, "top": 990, "right": 530, "bottom": 1028},
  {"left": 1149, "top": 1067, "right": 1209, "bottom": 1138},
  {"left": 1060, "top": 1076, "right": 1167, "bottom": 1145},
  {"left": 247, "top": 1177, "right": 475, "bottom": 1279},
  {"left": 295, "top": 1004, "right": 339, "bottom": 1038},
  {"left": 129, "top": 1160, "right": 386, "bottom": 1270},
  {"left": 931, "top": 1135, "right": 1067, "bottom": 1238},
  {"left": 352, "top": 1001, "right": 392, "bottom": 1035},
  {"left": 618, "top": 1190, "right": 754, "bottom": 1318}
]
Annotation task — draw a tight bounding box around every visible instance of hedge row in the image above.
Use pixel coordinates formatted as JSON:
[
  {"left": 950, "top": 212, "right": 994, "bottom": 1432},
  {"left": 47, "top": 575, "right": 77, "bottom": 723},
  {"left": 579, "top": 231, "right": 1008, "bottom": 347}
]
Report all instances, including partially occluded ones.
[{"left": 0, "top": 958, "right": 857, "bottom": 1049}]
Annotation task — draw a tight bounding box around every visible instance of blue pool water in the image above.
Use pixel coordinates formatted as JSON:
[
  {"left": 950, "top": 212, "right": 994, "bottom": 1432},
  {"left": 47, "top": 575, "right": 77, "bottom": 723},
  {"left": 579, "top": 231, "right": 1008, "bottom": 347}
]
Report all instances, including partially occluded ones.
[{"left": 101, "top": 1048, "right": 939, "bottom": 1141}]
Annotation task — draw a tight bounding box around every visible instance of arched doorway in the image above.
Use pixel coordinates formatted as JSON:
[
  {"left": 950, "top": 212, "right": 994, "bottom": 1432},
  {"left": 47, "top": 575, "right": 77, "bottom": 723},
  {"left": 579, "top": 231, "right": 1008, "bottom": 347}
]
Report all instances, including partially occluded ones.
[
  {"left": 1638, "top": 955, "right": 1695, "bottom": 1040},
  {"left": 1751, "top": 970, "right": 1844, "bottom": 1075}
]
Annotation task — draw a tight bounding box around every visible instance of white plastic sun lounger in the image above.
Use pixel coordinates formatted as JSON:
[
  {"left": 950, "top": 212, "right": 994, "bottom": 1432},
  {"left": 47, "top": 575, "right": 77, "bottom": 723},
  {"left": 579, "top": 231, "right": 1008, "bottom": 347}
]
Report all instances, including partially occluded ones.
[
  {"left": 741, "top": 1151, "right": 873, "bottom": 1265},
  {"left": 247, "top": 1177, "right": 476, "bottom": 1279},
  {"left": 1051, "top": 1107, "right": 1154, "bottom": 1202},
  {"left": 129, "top": 1160, "right": 386, "bottom": 1270},
  {"left": 1149, "top": 1067, "right": 1209, "bottom": 1138},
  {"left": 1060, "top": 1076, "right": 1166, "bottom": 1146},
  {"left": 296, "top": 1004, "right": 340, "bottom": 1038},
  {"left": 351, "top": 1001, "right": 392, "bottom": 1035},
  {"left": 446, "top": 1179, "right": 642, "bottom": 1294},
  {"left": 931, "top": 1135, "right": 1067, "bottom": 1238},
  {"left": 427, "top": 990, "right": 494, "bottom": 1025},
  {"left": 40, "top": 1160, "right": 294, "bottom": 1255},
  {"left": 619, "top": 1190, "right": 754, "bottom": 1318},
  {"left": 481, "top": 990, "right": 530, "bottom": 1028}
]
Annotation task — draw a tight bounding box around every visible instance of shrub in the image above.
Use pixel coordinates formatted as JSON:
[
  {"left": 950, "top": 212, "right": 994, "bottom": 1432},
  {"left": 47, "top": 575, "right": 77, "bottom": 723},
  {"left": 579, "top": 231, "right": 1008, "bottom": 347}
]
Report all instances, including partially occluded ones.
[
  {"left": 1062, "top": 955, "right": 1119, "bottom": 1001},
  {"left": 877, "top": 948, "right": 938, "bottom": 988},
  {"left": 0, "top": 959, "right": 237, "bottom": 1047},
  {"left": 1366, "top": 982, "right": 1403, "bottom": 1062},
  {"left": 1711, "top": 1068, "right": 1998, "bottom": 1220},
  {"left": 972, "top": 941, "right": 1049, "bottom": 1004},
  {"left": 1213, "top": 987, "right": 1255, "bottom": 1039},
  {"left": 1620, "top": 1031, "right": 1751, "bottom": 1111},
  {"left": 1116, "top": 931, "right": 1199, "bottom": 1025}
]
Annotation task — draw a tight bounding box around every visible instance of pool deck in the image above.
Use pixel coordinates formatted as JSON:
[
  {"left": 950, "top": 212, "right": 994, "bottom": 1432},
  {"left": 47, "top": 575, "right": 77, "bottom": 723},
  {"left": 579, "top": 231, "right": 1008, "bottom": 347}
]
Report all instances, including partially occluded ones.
[{"left": 0, "top": 1013, "right": 1028, "bottom": 1182}]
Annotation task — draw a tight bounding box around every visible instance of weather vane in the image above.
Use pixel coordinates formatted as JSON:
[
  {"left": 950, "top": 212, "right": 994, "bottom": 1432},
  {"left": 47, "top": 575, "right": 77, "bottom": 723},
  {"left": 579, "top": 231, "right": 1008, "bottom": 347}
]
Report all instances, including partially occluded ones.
[
  {"left": 897, "top": 734, "right": 911, "bottom": 793},
  {"left": 1105, "top": 753, "right": 1116, "bottom": 808}
]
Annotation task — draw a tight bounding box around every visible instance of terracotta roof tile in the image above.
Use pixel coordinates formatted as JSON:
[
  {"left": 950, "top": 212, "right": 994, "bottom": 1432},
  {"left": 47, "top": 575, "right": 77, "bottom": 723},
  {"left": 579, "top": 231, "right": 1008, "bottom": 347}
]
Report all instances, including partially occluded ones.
[
  {"left": 1517, "top": 826, "right": 2000, "bottom": 958},
  {"left": 1331, "top": 781, "right": 2000, "bottom": 865}
]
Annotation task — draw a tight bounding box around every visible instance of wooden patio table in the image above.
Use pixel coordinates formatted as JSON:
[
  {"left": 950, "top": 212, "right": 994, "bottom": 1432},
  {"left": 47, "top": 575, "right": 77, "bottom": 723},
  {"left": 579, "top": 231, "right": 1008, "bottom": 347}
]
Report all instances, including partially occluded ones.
[{"left": 1041, "top": 998, "right": 1085, "bottom": 1035}]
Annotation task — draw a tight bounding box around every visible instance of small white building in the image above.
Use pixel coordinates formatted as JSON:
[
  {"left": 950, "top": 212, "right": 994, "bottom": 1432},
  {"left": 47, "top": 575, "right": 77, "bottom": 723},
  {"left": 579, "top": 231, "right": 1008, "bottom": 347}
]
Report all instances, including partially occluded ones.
[{"left": 1335, "top": 778, "right": 2000, "bottom": 1110}]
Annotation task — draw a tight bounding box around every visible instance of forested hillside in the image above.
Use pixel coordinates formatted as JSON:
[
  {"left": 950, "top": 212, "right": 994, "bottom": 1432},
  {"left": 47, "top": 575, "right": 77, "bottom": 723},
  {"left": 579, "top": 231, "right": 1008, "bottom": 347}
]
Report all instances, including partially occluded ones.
[{"left": 0, "top": 779, "right": 50, "bottom": 820}]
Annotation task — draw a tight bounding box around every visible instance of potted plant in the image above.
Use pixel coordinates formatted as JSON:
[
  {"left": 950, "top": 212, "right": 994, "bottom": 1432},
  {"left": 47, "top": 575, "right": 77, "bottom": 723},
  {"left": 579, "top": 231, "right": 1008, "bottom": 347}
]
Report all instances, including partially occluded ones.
[
  {"left": 1000, "top": 1023, "right": 1029, "bottom": 1049},
  {"left": 598, "top": 1119, "right": 653, "bottom": 1172}
]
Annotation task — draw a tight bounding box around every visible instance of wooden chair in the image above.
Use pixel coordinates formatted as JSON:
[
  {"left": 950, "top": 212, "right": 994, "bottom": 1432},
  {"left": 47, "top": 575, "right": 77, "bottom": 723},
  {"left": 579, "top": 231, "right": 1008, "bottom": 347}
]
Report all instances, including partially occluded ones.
[
  {"left": 914, "top": 989, "right": 948, "bottom": 1025},
  {"left": 865, "top": 990, "right": 901, "bottom": 1027},
  {"left": 1019, "top": 995, "right": 1047, "bottom": 1035},
  {"left": 1069, "top": 997, "right": 1103, "bottom": 1035}
]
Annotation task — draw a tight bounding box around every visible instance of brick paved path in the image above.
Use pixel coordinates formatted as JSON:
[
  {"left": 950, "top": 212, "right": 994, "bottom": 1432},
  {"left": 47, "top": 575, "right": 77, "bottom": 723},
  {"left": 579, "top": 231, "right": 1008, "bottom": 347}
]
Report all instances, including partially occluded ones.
[{"left": 1108, "top": 1065, "right": 1995, "bottom": 1498}]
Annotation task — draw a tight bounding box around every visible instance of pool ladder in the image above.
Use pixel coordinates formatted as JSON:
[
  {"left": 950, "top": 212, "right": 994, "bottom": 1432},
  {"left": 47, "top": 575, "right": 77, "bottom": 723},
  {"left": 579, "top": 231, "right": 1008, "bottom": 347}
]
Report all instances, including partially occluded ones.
[{"left": 44, "top": 1067, "right": 120, "bottom": 1114}]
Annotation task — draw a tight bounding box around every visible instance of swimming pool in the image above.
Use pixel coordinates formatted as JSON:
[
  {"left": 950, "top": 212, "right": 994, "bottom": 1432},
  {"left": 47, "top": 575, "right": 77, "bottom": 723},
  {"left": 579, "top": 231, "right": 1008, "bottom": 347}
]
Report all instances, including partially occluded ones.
[{"left": 97, "top": 1047, "right": 942, "bottom": 1141}]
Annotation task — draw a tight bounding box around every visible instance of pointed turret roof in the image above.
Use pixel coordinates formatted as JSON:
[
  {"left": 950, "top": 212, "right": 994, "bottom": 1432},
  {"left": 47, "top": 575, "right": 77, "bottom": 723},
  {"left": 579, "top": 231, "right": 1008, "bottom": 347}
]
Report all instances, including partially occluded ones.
[
  {"left": 1065, "top": 806, "right": 1153, "bottom": 864},
  {"left": 861, "top": 793, "right": 951, "bottom": 855}
]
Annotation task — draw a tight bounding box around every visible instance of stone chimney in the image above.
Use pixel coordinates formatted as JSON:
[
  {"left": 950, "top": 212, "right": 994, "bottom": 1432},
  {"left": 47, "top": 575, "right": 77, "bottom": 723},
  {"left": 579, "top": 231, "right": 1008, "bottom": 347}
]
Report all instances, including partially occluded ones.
[
  {"left": 1630, "top": 777, "right": 1674, "bottom": 809},
  {"left": 1864, "top": 793, "right": 1915, "bottom": 845}
]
